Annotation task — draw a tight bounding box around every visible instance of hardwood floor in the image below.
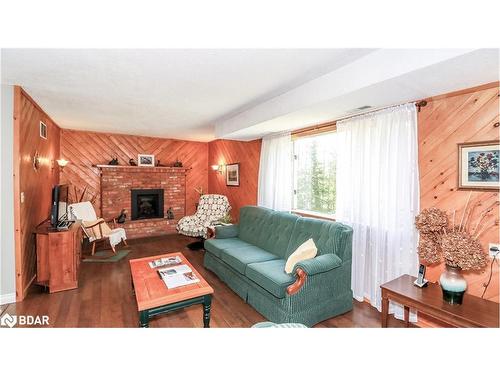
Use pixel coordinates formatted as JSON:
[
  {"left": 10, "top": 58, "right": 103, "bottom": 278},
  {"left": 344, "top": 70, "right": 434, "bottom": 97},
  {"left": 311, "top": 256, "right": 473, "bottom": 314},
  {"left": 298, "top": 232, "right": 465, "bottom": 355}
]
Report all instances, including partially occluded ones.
[{"left": 1, "top": 234, "right": 407, "bottom": 328}]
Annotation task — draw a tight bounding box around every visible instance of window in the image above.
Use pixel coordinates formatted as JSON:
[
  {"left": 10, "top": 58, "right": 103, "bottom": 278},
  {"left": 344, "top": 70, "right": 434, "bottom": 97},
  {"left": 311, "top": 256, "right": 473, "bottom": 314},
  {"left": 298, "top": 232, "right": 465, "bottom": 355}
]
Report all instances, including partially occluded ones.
[{"left": 293, "top": 132, "right": 337, "bottom": 215}]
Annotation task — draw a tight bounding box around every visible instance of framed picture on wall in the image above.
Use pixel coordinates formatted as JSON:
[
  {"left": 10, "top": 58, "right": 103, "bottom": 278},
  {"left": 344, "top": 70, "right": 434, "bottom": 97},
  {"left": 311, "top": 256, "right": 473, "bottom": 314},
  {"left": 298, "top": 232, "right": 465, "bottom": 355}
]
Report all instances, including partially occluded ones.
[
  {"left": 458, "top": 140, "right": 499, "bottom": 191},
  {"left": 226, "top": 163, "right": 240, "bottom": 186},
  {"left": 138, "top": 154, "right": 155, "bottom": 167}
]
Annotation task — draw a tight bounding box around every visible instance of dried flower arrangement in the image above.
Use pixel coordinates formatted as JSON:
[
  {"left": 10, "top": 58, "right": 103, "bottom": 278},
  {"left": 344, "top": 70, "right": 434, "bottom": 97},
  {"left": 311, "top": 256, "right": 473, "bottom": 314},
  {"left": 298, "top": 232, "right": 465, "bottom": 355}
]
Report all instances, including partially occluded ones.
[{"left": 415, "top": 193, "right": 497, "bottom": 271}]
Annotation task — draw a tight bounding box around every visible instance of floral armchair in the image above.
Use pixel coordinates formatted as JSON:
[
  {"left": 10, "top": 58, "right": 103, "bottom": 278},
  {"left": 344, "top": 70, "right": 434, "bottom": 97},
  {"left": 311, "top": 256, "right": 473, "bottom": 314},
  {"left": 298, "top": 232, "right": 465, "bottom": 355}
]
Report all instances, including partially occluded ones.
[{"left": 177, "top": 194, "right": 231, "bottom": 239}]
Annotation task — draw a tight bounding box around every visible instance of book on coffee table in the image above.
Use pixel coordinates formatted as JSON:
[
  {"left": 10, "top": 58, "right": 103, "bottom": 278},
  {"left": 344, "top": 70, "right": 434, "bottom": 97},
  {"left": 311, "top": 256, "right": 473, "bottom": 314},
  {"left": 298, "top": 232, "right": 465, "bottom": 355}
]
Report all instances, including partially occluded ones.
[
  {"left": 148, "top": 255, "right": 182, "bottom": 269},
  {"left": 157, "top": 264, "right": 200, "bottom": 289}
]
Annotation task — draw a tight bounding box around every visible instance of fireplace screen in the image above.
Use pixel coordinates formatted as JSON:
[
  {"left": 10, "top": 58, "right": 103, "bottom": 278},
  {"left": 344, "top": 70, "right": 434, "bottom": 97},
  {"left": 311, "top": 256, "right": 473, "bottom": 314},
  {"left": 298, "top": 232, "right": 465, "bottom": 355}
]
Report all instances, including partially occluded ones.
[{"left": 131, "top": 189, "right": 164, "bottom": 220}]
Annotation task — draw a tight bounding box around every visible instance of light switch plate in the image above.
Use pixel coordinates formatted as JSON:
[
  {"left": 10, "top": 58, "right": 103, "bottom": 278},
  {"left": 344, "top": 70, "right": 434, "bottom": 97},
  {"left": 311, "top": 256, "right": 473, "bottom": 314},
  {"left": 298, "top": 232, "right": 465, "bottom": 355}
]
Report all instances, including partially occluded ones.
[
  {"left": 488, "top": 243, "right": 500, "bottom": 259},
  {"left": 20, "top": 192, "right": 25, "bottom": 204}
]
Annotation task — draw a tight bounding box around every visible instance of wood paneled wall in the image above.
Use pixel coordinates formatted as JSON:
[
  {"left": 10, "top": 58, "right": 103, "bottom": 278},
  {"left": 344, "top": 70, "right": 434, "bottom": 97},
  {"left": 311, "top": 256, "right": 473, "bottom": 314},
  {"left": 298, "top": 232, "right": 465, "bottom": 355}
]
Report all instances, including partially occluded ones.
[
  {"left": 13, "top": 87, "right": 61, "bottom": 300},
  {"left": 418, "top": 82, "right": 499, "bottom": 302},
  {"left": 60, "top": 129, "right": 208, "bottom": 216},
  {"left": 208, "top": 139, "right": 262, "bottom": 221}
]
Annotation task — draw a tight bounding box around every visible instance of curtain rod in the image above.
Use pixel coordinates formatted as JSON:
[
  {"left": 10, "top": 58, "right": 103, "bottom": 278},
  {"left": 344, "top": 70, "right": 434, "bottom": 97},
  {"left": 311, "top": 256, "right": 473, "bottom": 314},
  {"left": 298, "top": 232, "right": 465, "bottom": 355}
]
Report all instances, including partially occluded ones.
[
  {"left": 292, "top": 100, "right": 427, "bottom": 137},
  {"left": 336, "top": 100, "right": 428, "bottom": 124}
]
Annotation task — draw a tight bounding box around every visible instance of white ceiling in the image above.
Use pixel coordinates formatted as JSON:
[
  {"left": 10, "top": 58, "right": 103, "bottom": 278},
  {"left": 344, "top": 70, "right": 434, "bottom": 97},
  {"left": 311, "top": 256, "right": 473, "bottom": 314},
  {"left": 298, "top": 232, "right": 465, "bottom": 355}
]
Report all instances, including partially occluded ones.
[
  {"left": 1, "top": 48, "right": 498, "bottom": 142},
  {"left": 0, "top": 48, "right": 373, "bottom": 141},
  {"left": 216, "top": 49, "right": 500, "bottom": 139}
]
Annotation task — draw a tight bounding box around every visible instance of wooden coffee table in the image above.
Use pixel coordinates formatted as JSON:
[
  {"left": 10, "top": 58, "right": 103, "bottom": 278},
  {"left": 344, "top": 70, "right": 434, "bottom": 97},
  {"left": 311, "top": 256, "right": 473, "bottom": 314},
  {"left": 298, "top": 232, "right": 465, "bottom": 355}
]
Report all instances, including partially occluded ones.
[{"left": 130, "top": 252, "right": 214, "bottom": 328}]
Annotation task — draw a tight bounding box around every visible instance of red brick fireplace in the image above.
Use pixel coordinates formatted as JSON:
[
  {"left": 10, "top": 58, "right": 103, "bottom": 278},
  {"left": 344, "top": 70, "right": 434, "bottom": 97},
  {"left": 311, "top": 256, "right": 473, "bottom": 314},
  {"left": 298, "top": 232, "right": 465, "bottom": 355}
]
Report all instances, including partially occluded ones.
[{"left": 99, "top": 165, "right": 188, "bottom": 238}]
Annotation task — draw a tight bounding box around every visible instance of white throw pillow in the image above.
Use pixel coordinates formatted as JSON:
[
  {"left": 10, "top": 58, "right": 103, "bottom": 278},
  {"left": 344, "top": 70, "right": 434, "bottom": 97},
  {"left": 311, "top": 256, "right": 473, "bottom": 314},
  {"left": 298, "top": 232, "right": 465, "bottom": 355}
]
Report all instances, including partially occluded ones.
[{"left": 285, "top": 238, "right": 318, "bottom": 274}]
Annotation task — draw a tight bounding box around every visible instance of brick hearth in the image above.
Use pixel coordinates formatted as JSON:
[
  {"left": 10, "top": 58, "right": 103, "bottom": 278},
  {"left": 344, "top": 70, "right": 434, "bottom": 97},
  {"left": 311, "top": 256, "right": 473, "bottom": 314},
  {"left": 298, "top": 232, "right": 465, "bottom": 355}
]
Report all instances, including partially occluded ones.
[{"left": 99, "top": 165, "right": 187, "bottom": 239}]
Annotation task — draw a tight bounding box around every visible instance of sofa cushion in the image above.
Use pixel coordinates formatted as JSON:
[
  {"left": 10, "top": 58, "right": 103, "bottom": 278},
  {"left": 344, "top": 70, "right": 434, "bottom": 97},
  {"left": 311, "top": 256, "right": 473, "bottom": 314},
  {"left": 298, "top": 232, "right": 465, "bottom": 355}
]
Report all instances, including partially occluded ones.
[
  {"left": 238, "top": 206, "right": 274, "bottom": 247},
  {"left": 238, "top": 206, "right": 298, "bottom": 258},
  {"left": 220, "top": 246, "right": 279, "bottom": 275},
  {"left": 204, "top": 238, "right": 254, "bottom": 258},
  {"left": 258, "top": 211, "right": 299, "bottom": 258},
  {"left": 246, "top": 259, "right": 295, "bottom": 298}
]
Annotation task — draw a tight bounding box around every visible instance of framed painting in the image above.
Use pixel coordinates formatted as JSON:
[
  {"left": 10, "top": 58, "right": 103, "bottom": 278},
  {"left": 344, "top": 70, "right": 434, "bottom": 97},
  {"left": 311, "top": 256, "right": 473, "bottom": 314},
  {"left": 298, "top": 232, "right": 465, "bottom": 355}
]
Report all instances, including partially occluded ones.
[
  {"left": 226, "top": 163, "right": 240, "bottom": 186},
  {"left": 458, "top": 140, "right": 499, "bottom": 191},
  {"left": 138, "top": 154, "right": 155, "bottom": 167}
]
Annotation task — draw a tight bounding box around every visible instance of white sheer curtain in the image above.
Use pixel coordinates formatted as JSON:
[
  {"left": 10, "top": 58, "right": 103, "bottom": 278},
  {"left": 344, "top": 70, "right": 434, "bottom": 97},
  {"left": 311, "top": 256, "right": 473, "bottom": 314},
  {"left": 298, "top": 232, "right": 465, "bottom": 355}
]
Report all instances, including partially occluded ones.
[
  {"left": 336, "top": 103, "right": 420, "bottom": 320},
  {"left": 258, "top": 132, "right": 293, "bottom": 211}
]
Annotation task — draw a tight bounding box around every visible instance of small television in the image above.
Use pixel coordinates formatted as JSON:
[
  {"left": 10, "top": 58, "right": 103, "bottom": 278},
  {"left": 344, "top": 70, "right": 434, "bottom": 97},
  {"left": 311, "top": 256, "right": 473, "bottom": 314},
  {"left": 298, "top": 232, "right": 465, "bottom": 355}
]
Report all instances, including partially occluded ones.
[{"left": 50, "top": 184, "right": 69, "bottom": 228}]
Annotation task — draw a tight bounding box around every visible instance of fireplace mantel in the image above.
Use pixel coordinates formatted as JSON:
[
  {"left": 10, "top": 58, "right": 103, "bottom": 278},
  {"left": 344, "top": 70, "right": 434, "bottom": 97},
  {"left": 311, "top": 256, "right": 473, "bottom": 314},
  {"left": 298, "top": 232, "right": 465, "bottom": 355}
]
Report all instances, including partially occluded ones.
[{"left": 94, "top": 164, "right": 191, "bottom": 173}]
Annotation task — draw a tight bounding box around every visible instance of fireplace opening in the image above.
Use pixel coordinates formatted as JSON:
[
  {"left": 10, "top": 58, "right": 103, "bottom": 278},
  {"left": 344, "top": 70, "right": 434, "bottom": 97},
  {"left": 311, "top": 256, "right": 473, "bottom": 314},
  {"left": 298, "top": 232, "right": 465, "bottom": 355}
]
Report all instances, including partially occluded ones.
[{"left": 131, "top": 189, "right": 164, "bottom": 220}]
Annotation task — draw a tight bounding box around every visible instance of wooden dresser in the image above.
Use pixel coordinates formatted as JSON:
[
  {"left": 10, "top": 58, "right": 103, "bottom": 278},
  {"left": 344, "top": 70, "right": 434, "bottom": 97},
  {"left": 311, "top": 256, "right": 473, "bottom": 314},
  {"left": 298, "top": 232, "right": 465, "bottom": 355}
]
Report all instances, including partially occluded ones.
[{"left": 35, "top": 221, "right": 83, "bottom": 293}]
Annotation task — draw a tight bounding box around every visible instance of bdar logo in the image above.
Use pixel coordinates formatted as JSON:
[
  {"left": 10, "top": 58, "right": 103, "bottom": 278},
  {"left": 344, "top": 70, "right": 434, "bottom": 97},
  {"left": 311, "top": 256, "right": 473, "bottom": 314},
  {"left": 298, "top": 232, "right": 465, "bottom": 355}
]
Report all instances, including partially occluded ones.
[{"left": 0, "top": 313, "right": 17, "bottom": 328}]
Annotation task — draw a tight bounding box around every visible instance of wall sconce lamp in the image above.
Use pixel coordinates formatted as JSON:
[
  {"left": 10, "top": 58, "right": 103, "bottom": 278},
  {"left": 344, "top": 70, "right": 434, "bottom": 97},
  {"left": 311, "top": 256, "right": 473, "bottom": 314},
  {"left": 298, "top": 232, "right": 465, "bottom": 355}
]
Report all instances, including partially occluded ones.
[
  {"left": 33, "top": 151, "right": 41, "bottom": 171},
  {"left": 56, "top": 159, "right": 69, "bottom": 170},
  {"left": 211, "top": 164, "right": 224, "bottom": 174}
]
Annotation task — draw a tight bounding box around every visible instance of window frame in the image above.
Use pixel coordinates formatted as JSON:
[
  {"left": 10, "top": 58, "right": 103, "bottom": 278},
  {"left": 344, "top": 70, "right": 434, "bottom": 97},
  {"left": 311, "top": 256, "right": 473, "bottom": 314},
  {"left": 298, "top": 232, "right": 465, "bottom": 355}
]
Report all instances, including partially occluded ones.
[{"left": 291, "top": 127, "right": 338, "bottom": 219}]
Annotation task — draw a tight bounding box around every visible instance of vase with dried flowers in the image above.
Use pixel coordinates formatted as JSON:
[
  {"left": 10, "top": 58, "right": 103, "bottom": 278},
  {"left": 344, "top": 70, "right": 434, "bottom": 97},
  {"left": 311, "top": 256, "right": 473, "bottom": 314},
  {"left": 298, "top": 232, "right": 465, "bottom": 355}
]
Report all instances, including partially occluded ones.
[{"left": 415, "top": 193, "right": 494, "bottom": 304}]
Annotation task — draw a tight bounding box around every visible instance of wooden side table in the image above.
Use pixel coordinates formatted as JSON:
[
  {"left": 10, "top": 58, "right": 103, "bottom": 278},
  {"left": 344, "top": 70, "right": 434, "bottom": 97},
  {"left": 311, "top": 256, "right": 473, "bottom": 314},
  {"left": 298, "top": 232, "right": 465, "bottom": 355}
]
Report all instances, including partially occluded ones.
[{"left": 380, "top": 274, "right": 499, "bottom": 328}]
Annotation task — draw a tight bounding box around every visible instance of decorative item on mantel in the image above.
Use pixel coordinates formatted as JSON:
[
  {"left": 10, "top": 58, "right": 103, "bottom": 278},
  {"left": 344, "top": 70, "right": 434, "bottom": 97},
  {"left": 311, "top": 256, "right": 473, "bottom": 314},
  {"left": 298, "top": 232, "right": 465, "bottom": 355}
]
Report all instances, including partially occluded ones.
[
  {"left": 138, "top": 154, "right": 155, "bottom": 167},
  {"left": 415, "top": 192, "right": 497, "bottom": 305},
  {"left": 166, "top": 207, "right": 174, "bottom": 220},
  {"left": 108, "top": 156, "right": 119, "bottom": 165},
  {"left": 173, "top": 159, "right": 183, "bottom": 167},
  {"left": 129, "top": 158, "right": 137, "bottom": 166}
]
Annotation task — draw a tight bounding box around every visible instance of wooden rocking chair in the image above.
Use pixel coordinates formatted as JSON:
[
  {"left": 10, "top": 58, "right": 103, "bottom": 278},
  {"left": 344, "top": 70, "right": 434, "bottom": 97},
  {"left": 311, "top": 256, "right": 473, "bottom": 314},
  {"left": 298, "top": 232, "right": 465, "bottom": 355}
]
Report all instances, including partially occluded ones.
[{"left": 68, "top": 201, "right": 128, "bottom": 255}]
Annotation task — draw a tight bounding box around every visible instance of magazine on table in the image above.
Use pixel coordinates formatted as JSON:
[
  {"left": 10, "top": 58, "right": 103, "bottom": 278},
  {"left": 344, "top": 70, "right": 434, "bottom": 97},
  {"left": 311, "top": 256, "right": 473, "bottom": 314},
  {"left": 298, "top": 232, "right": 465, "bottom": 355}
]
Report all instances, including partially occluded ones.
[
  {"left": 149, "top": 255, "right": 182, "bottom": 269},
  {"left": 157, "top": 264, "right": 200, "bottom": 289}
]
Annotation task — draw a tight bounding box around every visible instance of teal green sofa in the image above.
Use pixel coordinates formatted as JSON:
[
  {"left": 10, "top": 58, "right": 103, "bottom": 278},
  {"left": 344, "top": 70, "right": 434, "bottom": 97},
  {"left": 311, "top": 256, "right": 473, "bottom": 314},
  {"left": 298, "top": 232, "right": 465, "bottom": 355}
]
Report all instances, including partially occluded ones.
[{"left": 203, "top": 206, "right": 353, "bottom": 327}]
